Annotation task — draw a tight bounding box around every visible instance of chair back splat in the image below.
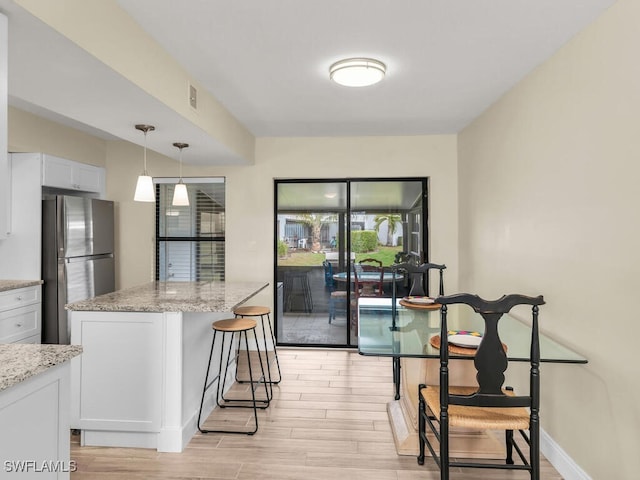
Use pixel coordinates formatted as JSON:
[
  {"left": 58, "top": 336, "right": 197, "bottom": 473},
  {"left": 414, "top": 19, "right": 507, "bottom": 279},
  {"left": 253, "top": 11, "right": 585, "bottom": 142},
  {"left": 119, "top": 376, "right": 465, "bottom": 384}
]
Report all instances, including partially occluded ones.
[{"left": 390, "top": 261, "right": 446, "bottom": 324}]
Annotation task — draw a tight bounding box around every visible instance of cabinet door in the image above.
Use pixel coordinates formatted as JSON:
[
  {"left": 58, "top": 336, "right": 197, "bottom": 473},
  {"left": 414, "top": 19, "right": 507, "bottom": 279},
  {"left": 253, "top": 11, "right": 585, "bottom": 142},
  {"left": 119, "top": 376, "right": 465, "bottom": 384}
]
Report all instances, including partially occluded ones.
[
  {"left": 42, "top": 155, "right": 75, "bottom": 189},
  {"left": 42, "top": 155, "right": 105, "bottom": 194},
  {"left": 0, "top": 15, "right": 8, "bottom": 239},
  {"left": 0, "top": 304, "right": 41, "bottom": 343},
  {"left": 0, "top": 152, "right": 9, "bottom": 238},
  {"left": 75, "top": 163, "right": 103, "bottom": 192}
]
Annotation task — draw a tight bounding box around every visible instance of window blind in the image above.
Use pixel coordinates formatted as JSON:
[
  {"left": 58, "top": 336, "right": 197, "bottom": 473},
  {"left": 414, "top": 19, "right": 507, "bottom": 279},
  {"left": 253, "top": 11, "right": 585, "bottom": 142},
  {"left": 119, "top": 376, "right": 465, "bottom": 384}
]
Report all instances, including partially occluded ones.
[{"left": 155, "top": 179, "right": 225, "bottom": 282}]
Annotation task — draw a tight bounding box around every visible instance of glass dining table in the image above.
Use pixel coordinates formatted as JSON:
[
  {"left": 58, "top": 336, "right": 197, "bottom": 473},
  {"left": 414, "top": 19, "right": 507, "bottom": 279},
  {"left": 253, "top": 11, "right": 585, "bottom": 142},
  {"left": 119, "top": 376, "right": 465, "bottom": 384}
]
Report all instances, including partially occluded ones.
[{"left": 357, "top": 297, "right": 588, "bottom": 400}]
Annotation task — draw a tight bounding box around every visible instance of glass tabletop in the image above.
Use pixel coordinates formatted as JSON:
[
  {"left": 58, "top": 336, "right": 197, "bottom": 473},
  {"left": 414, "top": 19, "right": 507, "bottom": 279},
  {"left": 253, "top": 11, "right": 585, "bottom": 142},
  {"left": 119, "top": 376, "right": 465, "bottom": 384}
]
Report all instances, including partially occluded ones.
[{"left": 357, "top": 297, "right": 587, "bottom": 363}]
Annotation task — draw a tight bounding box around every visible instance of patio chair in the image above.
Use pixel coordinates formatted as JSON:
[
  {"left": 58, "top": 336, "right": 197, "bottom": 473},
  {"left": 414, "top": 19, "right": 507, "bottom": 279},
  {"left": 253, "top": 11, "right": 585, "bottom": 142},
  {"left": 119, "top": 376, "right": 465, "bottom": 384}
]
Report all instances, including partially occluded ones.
[{"left": 324, "top": 260, "right": 347, "bottom": 323}]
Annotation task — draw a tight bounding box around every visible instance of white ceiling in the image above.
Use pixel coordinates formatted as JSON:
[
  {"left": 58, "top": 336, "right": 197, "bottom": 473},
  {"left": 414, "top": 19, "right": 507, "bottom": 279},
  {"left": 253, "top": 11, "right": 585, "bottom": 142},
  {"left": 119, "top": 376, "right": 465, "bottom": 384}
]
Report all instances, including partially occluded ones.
[{"left": 1, "top": 0, "right": 617, "bottom": 164}]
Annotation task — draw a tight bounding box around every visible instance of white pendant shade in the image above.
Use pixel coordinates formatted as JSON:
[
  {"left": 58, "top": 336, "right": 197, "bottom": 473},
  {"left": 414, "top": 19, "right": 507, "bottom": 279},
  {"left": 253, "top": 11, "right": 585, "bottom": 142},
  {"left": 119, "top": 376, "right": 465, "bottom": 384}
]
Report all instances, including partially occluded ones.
[
  {"left": 133, "top": 124, "right": 156, "bottom": 202},
  {"left": 329, "top": 58, "right": 386, "bottom": 87},
  {"left": 134, "top": 174, "right": 155, "bottom": 202},
  {"left": 172, "top": 182, "right": 189, "bottom": 206}
]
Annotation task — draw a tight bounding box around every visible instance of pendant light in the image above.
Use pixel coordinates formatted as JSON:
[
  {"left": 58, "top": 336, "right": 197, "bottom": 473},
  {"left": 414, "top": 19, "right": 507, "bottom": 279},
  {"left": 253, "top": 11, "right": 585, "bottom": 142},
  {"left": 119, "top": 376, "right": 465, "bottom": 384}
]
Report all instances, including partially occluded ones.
[
  {"left": 172, "top": 142, "right": 189, "bottom": 206},
  {"left": 133, "top": 124, "right": 156, "bottom": 202}
]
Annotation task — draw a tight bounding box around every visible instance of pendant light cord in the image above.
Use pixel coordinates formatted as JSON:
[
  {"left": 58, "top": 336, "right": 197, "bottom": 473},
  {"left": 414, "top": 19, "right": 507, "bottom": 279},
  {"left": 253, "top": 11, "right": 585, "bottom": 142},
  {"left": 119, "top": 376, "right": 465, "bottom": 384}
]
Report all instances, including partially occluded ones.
[{"left": 143, "top": 131, "right": 148, "bottom": 175}]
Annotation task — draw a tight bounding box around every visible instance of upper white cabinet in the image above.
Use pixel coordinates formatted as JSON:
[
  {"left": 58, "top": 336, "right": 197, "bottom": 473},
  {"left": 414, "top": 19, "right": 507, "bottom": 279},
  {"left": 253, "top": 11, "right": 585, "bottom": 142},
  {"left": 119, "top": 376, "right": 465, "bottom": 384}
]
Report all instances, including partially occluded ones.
[
  {"left": 41, "top": 154, "right": 105, "bottom": 194},
  {"left": 0, "top": 14, "right": 9, "bottom": 240}
]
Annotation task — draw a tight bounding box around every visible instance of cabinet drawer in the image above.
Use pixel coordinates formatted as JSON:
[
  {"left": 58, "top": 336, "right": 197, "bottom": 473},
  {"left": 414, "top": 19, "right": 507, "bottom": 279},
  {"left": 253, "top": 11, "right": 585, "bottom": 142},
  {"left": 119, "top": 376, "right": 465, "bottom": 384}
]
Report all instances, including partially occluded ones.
[
  {"left": 0, "top": 305, "right": 41, "bottom": 343},
  {"left": 0, "top": 286, "right": 41, "bottom": 311}
]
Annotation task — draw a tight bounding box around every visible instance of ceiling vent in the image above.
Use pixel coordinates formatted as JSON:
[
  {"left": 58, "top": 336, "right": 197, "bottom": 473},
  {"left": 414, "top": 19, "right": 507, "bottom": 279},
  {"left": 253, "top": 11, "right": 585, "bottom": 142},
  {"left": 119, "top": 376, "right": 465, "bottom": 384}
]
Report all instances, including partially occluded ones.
[{"left": 189, "top": 84, "right": 197, "bottom": 109}]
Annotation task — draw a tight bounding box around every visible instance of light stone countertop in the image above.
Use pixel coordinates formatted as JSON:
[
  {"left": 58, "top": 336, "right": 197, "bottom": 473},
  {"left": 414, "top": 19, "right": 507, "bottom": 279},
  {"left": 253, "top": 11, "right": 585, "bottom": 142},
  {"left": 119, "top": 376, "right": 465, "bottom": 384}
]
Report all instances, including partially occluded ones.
[
  {"left": 65, "top": 281, "right": 269, "bottom": 313},
  {"left": 0, "top": 279, "right": 43, "bottom": 293},
  {"left": 0, "top": 343, "right": 83, "bottom": 392}
]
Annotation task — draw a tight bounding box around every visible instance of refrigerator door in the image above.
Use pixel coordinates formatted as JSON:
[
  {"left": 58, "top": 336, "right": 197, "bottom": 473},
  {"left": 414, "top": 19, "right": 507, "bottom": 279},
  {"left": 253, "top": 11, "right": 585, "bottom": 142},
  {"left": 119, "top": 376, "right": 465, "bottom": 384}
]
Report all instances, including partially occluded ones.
[
  {"left": 49, "top": 255, "right": 115, "bottom": 344},
  {"left": 60, "top": 196, "right": 114, "bottom": 258}
]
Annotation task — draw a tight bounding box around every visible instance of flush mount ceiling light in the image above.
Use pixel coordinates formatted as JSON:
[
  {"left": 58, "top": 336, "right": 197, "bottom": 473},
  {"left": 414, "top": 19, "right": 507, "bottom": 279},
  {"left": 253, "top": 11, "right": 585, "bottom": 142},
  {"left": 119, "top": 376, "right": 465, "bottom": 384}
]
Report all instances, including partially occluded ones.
[
  {"left": 172, "top": 142, "right": 190, "bottom": 207},
  {"left": 329, "top": 58, "right": 386, "bottom": 87},
  {"left": 133, "top": 124, "right": 155, "bottom": 202}
]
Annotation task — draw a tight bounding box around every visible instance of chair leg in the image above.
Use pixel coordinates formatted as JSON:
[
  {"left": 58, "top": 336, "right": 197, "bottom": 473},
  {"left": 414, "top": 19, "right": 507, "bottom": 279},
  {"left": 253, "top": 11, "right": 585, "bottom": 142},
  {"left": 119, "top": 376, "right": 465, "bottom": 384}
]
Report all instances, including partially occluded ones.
[
  {"left": 440, "top": 411, "right": 449, "bottom": 480},
  {"left": 531, "top": 419, "right": 540, "bottom": 480},
  {"left": 506, "top": 429, "right": 514, "bottom": 464},
  {"left": 417, "top": 386, "right": 426, "bottom": 465}
]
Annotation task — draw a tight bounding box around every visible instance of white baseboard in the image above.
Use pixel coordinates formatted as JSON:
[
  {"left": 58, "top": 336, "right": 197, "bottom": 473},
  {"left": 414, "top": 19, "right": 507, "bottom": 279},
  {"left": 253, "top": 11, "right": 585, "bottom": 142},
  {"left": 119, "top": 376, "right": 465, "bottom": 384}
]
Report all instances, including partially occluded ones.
[{"left": 541, "top": 428, "right": 591, "bottom": 480}]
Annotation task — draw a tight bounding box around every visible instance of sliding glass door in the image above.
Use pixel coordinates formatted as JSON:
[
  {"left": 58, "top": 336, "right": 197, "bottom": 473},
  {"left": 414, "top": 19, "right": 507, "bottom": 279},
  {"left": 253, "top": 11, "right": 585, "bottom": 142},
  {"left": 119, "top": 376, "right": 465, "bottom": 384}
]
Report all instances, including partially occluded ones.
[{"left": 275, "top": 178, "right": 428, "bottom": 347}]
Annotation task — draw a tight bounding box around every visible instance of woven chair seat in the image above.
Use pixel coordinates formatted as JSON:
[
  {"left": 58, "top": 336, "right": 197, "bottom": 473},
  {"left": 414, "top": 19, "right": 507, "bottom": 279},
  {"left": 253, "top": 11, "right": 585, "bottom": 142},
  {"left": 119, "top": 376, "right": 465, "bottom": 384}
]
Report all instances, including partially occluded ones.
[{"left": 422, "top": 385, "right": 530, "bottom": 431}]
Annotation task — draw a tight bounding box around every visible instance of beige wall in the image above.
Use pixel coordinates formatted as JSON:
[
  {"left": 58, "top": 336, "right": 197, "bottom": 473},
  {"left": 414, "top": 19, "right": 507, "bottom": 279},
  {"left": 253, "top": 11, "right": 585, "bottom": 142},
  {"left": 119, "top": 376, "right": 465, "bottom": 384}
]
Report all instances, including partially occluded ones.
[
  {"left": 106, "top": 134, "right": 459, "bottom": 308},
  {"left": 8, "top": 106, "right": 106, "bottom": 165},
  {"left": 458, "top": 0, "right": 639, "bottom": 477}
]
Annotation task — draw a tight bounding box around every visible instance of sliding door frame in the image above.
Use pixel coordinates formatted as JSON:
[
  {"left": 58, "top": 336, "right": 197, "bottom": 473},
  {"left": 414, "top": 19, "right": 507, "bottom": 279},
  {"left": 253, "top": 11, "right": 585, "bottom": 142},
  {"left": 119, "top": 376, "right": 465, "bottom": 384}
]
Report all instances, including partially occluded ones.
[{"left": 273, "top": 177, "right": 429, "bottom": 348}]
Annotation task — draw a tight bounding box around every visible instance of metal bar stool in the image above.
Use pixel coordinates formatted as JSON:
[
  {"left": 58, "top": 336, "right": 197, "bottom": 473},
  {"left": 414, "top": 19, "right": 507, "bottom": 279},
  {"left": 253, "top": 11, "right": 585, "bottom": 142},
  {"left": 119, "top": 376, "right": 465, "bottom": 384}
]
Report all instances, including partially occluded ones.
[
  {"left": 197, "top": 317, "right": 271, "bottom": 435},
  {"left": 233, "top": 305, "right": 282, "bottom": 385},
  {"left": 283, "top": 270, "right": 313, "bottom": 313}
]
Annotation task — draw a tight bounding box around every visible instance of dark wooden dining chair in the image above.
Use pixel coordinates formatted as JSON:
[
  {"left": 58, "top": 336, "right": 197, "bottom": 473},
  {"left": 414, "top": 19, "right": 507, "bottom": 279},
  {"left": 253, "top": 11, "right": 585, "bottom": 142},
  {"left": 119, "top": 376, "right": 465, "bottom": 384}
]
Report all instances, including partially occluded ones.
[
  {"left": 417, "top": 293, "right": 545, "bottom": 480},
  {"left": 392, "top": 261, "right": 446, "bottom": 298}
]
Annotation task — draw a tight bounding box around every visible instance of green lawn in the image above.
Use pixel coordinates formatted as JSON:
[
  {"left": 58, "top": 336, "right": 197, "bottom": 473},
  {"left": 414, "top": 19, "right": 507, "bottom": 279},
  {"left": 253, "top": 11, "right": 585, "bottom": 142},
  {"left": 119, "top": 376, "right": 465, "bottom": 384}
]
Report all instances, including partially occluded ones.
[{"left": 277, "top": 245, "right": 402, "bottom": 267}]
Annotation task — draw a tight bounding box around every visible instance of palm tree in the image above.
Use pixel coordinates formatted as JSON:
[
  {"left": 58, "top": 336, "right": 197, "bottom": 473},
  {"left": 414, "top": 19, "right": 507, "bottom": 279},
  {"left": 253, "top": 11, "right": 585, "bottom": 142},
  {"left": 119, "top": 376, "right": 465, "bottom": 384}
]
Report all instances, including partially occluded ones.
[
  {"left": 374, "top": 214, "right": 402, "bottom": 246},
  {"left": 298, "top": 213, "right": 336, "bottom": 252}
]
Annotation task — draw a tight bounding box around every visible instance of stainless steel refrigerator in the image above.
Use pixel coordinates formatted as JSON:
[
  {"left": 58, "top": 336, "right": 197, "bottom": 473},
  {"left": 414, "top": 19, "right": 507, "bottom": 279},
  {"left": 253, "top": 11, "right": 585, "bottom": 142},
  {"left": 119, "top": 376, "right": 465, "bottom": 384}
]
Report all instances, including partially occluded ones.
[{"left": 42, "top": 195, "right": 115, "bottom": 344}]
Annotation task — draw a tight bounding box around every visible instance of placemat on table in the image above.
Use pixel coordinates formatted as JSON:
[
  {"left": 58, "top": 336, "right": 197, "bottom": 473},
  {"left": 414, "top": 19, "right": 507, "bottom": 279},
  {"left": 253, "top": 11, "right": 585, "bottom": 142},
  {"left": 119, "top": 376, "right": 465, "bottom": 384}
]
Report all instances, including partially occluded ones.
[{"left": 429, "top": 334, "right": 508, "bottom": 355}]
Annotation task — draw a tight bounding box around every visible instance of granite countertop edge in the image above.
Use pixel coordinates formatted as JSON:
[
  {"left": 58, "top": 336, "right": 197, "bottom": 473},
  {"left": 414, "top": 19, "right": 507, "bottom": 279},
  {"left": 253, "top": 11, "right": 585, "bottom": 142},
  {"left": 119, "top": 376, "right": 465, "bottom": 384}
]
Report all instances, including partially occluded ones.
[
  {"left": 65, "top": 281, "right": 269, "bottom": 313},
  {"left": 0, "top": 279, "right": 43, "bottom": 293},
  {"left": 0, "top": 344, "right": 83, "bottom": 392}
]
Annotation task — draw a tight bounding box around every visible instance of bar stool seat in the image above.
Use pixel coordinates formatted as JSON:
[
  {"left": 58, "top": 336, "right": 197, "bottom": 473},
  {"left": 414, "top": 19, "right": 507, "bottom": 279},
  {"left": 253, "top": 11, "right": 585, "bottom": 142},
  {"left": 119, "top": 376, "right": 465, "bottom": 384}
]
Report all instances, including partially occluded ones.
[
  {"left": 197, "top": 317, "right": 271, "bottom": 436},
  {"left": 233, "top": 305, "right": 281, "bottom": 385}
]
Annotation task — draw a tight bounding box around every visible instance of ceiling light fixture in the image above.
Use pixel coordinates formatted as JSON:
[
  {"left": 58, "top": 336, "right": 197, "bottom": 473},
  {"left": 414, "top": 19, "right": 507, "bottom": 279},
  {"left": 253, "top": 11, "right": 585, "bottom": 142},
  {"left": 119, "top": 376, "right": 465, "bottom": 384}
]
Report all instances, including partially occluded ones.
[
  {"left": 133, "top": 124, "right": 156, "bottom": 202},
  {"left": 172, "top": 142, "right": 190, "bottom": 206},
  {"left": 329, "top": 58, "right": 386, "bottom": 87}
]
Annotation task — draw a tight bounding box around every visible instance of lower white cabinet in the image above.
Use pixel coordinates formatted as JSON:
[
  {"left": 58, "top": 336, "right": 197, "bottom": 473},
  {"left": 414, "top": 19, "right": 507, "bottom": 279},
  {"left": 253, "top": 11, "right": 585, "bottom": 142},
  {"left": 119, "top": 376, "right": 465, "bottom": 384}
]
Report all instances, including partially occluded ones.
[
  {"left": 0, "top": 285, "right": 42, "bottom": 343},
  {"left": 0, "top": 362, "right": 74, "bottom": 479}
]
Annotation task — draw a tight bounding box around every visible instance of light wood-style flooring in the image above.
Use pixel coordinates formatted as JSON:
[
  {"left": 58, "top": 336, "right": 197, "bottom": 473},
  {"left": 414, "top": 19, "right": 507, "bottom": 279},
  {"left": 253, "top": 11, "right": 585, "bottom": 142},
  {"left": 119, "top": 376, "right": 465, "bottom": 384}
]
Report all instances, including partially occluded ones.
[{"left": 70, "top": 348, "right": 562, "bottom": 479}]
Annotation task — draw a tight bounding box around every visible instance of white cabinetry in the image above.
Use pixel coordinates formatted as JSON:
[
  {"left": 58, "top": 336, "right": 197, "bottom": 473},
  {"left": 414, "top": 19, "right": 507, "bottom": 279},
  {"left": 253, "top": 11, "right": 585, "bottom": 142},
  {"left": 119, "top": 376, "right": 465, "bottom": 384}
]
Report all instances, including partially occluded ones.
[
  {"left": 0, "top": 286, "right": 42, "bottom": 343},
  {"left": 0, "top": 362, "right": 73, "bottom": 480},
  {"left": 0, "top": 14, "right": 8, "bottom": 240},
  {"left": 41, "top": 154, "right": 104, "bottom": 194}
]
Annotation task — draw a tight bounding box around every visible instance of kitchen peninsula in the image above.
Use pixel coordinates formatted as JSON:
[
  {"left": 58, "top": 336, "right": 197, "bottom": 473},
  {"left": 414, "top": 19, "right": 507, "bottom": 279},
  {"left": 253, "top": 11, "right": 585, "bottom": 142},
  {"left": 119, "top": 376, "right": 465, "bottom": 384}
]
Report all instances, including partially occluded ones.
[{"left": 67, "top": 281, "right": 268, "bottom": 453}]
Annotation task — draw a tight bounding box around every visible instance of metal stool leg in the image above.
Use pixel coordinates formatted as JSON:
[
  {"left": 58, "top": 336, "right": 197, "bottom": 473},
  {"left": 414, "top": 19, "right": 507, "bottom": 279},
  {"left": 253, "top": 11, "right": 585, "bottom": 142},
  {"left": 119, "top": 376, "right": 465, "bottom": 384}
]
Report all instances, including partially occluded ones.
[
  {"left": 197, "top": 329, "right": 218, "bottom": 432},
  {"left": 197, "top": 321, "right": 269, "bottom": 435},
  {"left": 234, "top": 311, "right": 281, "bottom": 385},
  {"left": 263, "top": 313, "right": 281, "bottom": 384},
  {"left": 220, "top": 329, "right": 271, "bottom": 407}
]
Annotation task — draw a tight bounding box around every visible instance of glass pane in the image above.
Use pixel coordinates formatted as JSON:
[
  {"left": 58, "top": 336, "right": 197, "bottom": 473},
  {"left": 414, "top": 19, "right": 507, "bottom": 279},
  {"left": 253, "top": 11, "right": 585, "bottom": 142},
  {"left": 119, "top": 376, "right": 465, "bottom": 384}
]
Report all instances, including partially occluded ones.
[
  {"left": 158, "top": 183, "right": 225, "bottom": 238},
  {"left": 276, "top": 181, "right": 349, "bottom": 347},
  {"left": 156, "top": 180, "right": 225, "bottom": 282},
  {"left": 158, "top": 240, "right": 225, "bottom": 281}
]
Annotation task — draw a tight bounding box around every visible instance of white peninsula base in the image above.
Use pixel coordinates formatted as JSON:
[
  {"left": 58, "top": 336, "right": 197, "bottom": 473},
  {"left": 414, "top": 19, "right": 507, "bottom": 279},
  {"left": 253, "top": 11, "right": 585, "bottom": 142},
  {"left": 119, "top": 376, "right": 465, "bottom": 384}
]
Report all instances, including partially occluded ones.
[{"left": 70, "top": 310, "right": 247, "bottom": 453}]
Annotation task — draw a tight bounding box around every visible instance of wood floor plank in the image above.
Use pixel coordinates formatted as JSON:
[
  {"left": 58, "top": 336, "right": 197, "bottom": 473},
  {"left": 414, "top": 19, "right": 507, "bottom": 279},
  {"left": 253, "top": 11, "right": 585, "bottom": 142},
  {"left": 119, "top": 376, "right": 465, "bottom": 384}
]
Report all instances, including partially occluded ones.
[{"left": 71, "top": 348, "right": 562, "bottom": 479}]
